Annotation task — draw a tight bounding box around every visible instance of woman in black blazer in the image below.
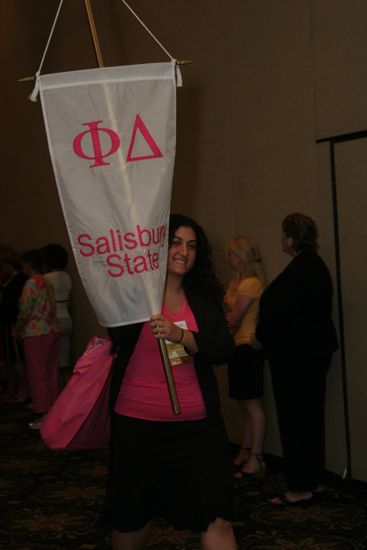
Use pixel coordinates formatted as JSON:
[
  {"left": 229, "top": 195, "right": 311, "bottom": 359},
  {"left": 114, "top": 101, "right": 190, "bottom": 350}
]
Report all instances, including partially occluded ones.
[{"left": 256, "top": 213, "right": 338, "bottom": 506}]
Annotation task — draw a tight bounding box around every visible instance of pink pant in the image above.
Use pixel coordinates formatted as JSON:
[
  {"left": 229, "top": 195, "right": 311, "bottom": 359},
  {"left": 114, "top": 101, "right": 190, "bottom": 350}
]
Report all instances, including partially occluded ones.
[{"left": 23, "top": 332, "right": 60, "bottom": 413}]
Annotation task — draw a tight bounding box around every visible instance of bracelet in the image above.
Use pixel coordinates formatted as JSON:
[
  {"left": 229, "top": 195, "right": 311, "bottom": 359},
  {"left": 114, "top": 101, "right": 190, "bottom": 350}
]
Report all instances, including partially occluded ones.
[{"left": 175, "top": 327, "right": 185, "bottom": 344}]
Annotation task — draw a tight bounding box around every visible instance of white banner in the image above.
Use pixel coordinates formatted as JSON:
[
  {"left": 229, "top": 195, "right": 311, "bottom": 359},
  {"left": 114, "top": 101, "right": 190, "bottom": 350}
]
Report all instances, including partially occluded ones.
[{"left": 39, "top": 62, "right": 178, "bottom": 327}]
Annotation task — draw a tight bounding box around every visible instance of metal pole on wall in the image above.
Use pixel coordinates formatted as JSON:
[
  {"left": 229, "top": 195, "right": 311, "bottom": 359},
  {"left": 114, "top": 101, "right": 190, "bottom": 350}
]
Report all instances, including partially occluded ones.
[
  {"left": 328, "top": 140, "right": 351, "bottom": 480},
  {"left": 316, "top": 128, "right": 367, "bottom": 480}
]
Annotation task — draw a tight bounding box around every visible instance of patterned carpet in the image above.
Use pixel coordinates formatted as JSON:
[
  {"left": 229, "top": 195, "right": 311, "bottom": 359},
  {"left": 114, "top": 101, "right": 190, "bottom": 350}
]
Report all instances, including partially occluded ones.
[{"left": 1, "top": 398, "right": 367, "bottom": 549}]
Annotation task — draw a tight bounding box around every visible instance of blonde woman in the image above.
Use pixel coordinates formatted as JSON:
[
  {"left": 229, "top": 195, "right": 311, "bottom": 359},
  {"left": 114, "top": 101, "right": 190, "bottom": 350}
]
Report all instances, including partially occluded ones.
[{"left": 225, "top": 236, "right": 266, "bottom": 478}]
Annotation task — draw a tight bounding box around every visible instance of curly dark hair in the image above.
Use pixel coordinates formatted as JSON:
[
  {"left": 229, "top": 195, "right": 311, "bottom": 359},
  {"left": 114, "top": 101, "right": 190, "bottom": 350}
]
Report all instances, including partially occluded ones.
[
  {"left": 169, "top": 213, "right": 224, "bottom": 304},
  {"left": 282, "top": 212, "right": 318, "bottom": 253}
]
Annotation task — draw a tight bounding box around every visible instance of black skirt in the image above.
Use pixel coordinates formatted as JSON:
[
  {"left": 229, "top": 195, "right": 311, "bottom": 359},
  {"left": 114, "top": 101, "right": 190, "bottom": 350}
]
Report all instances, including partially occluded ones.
[
  {"left": 102, "top": 411, "right": 234, "bottom": 533},
  {"left": 228, "top": 344, "right": 264, "bottom": 400}
]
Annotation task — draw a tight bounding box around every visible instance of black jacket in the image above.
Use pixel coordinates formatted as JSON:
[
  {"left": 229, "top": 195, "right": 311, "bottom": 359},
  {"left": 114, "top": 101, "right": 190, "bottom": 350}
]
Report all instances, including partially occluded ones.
[
  {"left": 0, "top": 272, "right": 28, "bottom": 324},
  {"left": 107, "top": 287, "right": 235, "bottom": 416},
  {"left": 256, "top": 251, "right": 338, "bottom": 361}
]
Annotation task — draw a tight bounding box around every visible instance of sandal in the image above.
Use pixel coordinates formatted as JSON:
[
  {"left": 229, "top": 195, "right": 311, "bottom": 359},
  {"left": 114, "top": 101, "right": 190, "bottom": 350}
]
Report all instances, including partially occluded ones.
[
  {"left": 268, "top": 494, "right": 320, "bottom": 507},
  {"left": 234, "top": 452, "right": 266, "bottom": 478},
  {"left": 233, "top": 447, "right": 251, "bottom": 468},
  {"left": 28, "top": 417, "right": 43, "bottom": 430}
]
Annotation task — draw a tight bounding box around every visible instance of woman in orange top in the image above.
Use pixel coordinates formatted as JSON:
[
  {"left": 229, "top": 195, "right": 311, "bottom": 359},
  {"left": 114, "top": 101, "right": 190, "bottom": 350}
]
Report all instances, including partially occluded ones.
[{"left": 224, "top": 236, "right": 266, "bottom": 477}]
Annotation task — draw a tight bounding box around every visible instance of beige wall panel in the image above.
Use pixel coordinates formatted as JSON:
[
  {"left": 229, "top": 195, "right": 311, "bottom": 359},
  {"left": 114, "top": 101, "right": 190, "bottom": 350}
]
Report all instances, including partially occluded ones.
[{"left": 312, "top": 0, "right": 367, "bottom": 137}]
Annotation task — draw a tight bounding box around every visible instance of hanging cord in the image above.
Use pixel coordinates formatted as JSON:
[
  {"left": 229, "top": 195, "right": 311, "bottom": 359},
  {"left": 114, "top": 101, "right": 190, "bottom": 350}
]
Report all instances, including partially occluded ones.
[
  {"left": 120, "top": 0, "right": 174, "bottom": 60},
  {"left": 24, "top": 0, "right": 184, "bottom": 98},
  {"left": 119, "top": 0, "right": 183, "bottom": 86},
  {"left": 29, "top": 0, "right": 65, "bottom": 102}
]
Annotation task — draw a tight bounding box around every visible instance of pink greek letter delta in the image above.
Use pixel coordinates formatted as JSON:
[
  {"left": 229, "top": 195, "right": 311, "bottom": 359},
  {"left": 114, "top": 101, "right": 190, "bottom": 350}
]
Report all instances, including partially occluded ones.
[{"left": 126, "top": 115, "right": 163, "bottom": 162}]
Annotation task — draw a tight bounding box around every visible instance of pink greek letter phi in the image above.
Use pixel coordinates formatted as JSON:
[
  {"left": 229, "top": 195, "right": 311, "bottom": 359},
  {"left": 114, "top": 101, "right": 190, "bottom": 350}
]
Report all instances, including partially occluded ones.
[{"left": 73, "top": 121, "right": 120, "bottom": 168}]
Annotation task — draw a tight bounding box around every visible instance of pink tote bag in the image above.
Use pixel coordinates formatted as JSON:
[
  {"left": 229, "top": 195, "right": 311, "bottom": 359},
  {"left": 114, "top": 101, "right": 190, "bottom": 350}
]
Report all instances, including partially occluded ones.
[{"left": 40, "top": 336, "right": 115, "bottom": 450}]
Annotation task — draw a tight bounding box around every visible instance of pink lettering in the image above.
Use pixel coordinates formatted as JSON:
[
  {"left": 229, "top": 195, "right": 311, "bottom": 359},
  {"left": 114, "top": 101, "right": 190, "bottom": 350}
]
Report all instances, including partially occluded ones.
[
  {"left": 126, "top": 115, "right": 163, "bottom": 162},
  {"left": 73, "top": 121, "right": 120, "bottom": 168},
  {"left": 77, "top": 234, "right": 95, "bottom": 257},
  {"left": 137, "top": 225, "right": 151, "bottom": 247},
  {"left": 107, "top": 254, "right": 124, "bottom": 278}
]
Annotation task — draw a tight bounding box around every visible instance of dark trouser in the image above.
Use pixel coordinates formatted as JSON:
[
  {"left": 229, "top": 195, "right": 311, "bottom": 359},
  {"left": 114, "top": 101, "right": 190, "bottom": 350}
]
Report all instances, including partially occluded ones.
[{"left": 269, "top": 355, "right": 332, "bottom": 492}]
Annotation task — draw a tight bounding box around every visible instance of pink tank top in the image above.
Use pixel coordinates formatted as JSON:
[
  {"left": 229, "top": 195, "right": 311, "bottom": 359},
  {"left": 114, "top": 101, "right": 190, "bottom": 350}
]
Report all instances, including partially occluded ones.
[{"left": 114, "top": 297, "right": 206, "bottom": 421}]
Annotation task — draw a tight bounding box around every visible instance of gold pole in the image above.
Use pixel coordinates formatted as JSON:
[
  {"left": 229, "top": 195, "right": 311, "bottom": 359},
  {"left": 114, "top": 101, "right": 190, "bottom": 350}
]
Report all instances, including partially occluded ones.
[
  {"left": 158, "top": 339, "right": 181, "bottom": 415},
  {"left": 83, "top": 0, "right": 180, "bottom": 415},
  {"left": 83, "top": 0, "right": 104, "bottom": 67}
]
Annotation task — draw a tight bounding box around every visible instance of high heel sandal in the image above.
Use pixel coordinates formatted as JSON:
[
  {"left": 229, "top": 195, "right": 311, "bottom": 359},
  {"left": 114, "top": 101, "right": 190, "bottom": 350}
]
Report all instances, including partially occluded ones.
[
  {"left": 234, "top": 452, "right": 267, "bottom": 479},
  {"left": 234, "top": 447, "right": 252, "bottom": 468}
]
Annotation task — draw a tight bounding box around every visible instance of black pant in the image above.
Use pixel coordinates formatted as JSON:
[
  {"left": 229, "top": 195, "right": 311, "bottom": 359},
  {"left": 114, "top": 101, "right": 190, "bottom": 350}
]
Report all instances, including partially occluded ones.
[{"left": 270, "top": 355, "right": 331, "bottom": 492}]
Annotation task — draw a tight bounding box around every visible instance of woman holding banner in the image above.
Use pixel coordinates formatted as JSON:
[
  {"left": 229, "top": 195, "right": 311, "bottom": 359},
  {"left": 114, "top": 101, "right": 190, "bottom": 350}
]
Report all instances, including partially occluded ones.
[{"left": 103, "top": 214, "right": 237, "bottom": 549}]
